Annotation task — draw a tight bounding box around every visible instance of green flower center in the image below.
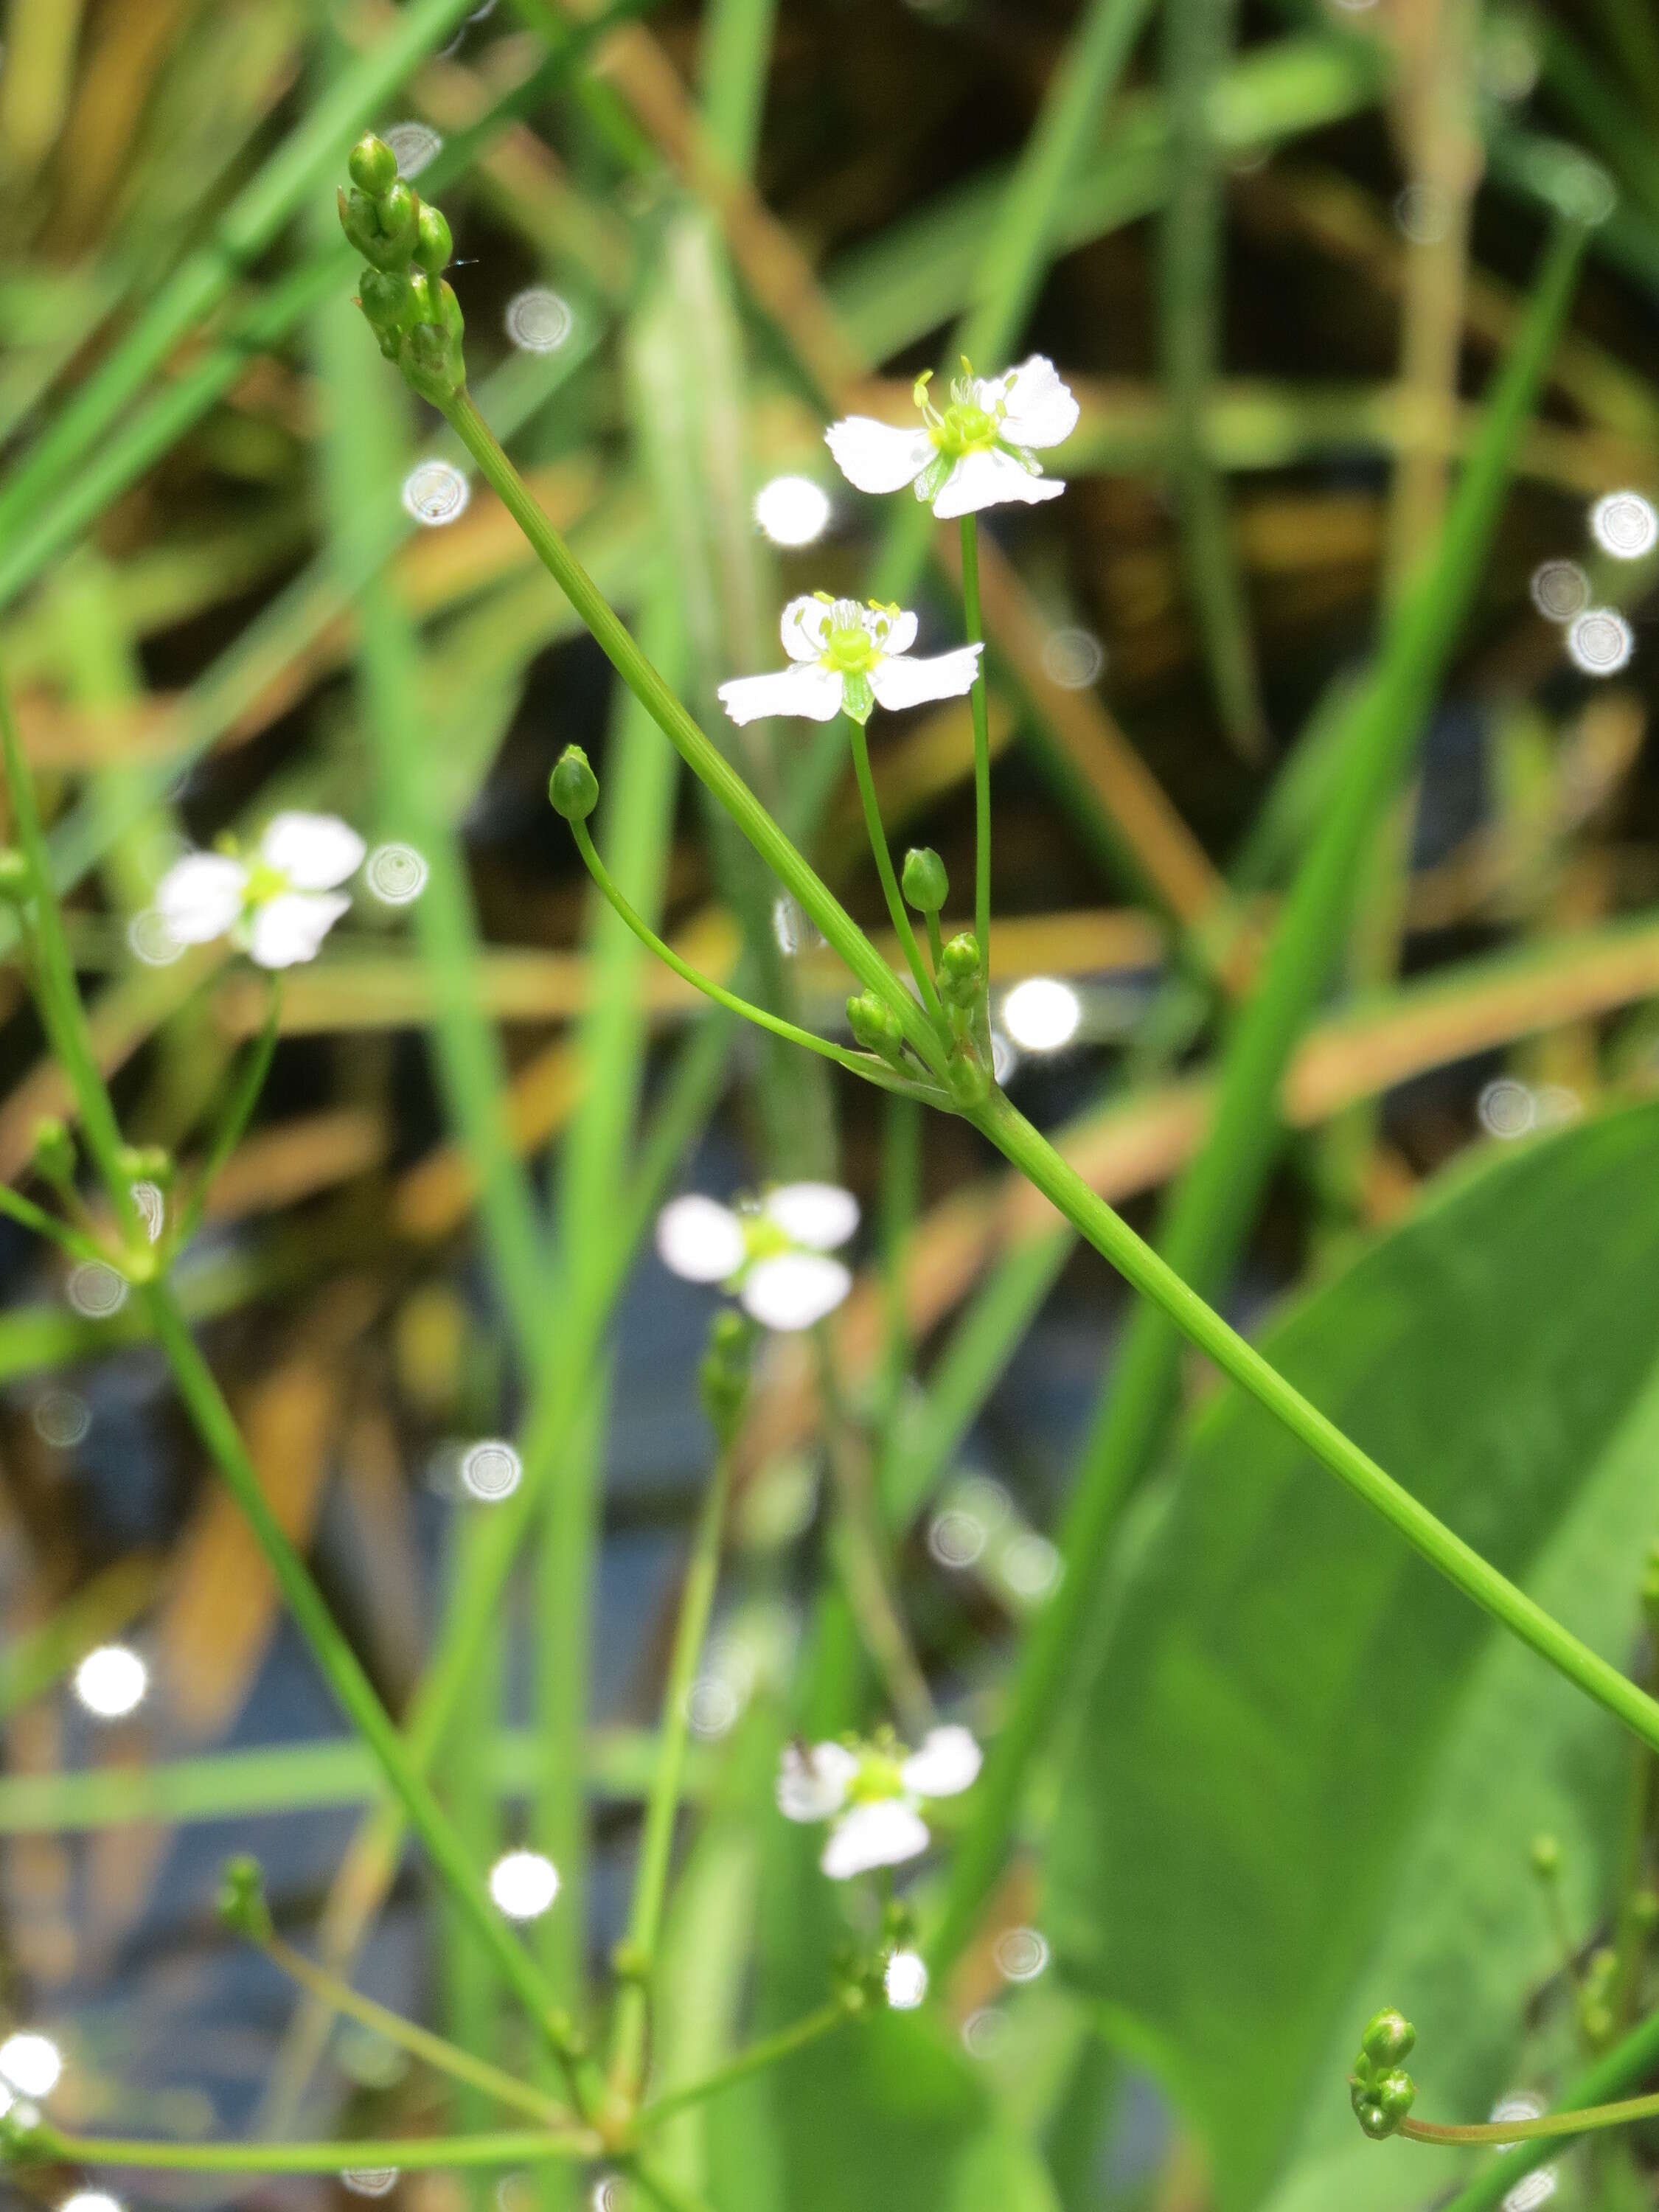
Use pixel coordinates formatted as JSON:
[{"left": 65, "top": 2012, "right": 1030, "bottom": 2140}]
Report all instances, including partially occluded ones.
[
  {"left": 933, "top": 400, "right": 998, "bottom": 454},
  {"left": 822, "top": 621, "right": 880, "bottom": 675},
  {"left": 243, "top": 860, "right": 289, "bottom": 907},
  {"left": 741, "top": 1213, "right": 794, "bottom": 1263},
  {"left": 848, "top": 1751, "right": 906, "bottom": 1804}
]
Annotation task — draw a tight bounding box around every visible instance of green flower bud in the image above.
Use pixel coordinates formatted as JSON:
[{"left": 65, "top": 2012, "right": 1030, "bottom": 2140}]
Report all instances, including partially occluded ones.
[
  {"left": 358, "top": 266, "right": 420, "bottom": 345},
  {"left": 414, "top": 201, "right": 453, "bottom": 274},
  {"left": 1376, "top": 2069, "right": 1416, "bottom": 2122},
  {"left": 901, "top": 846, "right": 948, "bottom": 914},
  {"left": 846, "top": 990, "right": 905, "bottom": 1066},
  {"left": 30, "top": 1116, "right": 75, "bottom": 1186},
  {"left": 939, "top": 930, "right": 982, "bottom": 999},
  {"left": 1360, "top": 2008, "right": 1416, "bottom": 2067},
  {"left": 218, "top": 1854, "right": 273, "bottom": 1941},
  {"left": 348, "top": 133, "right": 400, "bottom": 198},
  {"left": 0, "top": 849, "right": 30, "bottom": 900},
  {"left": 116, "top": 1142, "right": 173, "bottom": 1187},
  {"left": 0, "top": 2100, "right": 49, "bottom": 2159},
  {"left": 611, "top": 1937, "right": 650, "bottom": 1982},
  {"left": 1529, "top": 1832, "right": 1561, "bottom": 1879},
  {"left": 402, "top": 281, "right": 466, "bottom": 404},
  {"left": 1582, "top": 1999, "right": 1615, "bottom": 2047},
  {"left": 549, "top": 745, "right": 599, "bottom": 823}
]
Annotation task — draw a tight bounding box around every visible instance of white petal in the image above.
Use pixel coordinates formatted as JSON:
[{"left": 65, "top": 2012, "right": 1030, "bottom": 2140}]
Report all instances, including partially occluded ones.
[
  {"left": 248, "top": 891, "right": 348, "bottom": 968},
  {"left": 872, "top": 607, "right": 918, "bottom": 657},
  {"left": 901, "top": 1723, "right": 982, "bottom": 1799},
  {"left": 996, "top": 355, "right": 1080, "bottom": 449},
  {"left": 717, "top": 664, "right": 844, "bottom": 727},
  {"left": 154, "top": 853, "right": 247, "bottom": 944},
  {"left": 655, "top": 1194, "right": 746, "bottom": 1283},
  {"left": 824, "top": 417, "right": 935, "bottom": 495},
  {"left": 741, "top": 1253, "right": 852, "bottom": 1332},
  {"left": 780, "top": 595, "right": 833, "bottom": 661},
  {"left": 869, "top": 644, "right": 984, "bottom": 713},
  {"left": 762, "top": 1181, "right": 860, "bottom": 1251},
  {"left": 931, "top": 448, "right": 1064, "bottom": 520},
  {"left": 821, "top": 1798, "right": 930, "bottom": 1879},
  {"left": 776, "top": 1740, "right": 857, "bottom": 1821},
  {"left": 260, "top": 812, "right": 366, "bottom": 891}
]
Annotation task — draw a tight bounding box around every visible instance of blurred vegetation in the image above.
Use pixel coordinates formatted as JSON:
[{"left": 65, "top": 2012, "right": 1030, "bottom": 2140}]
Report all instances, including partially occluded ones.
[{"left": 5, "top": 0, "right": 1659, "bottom": 2210}]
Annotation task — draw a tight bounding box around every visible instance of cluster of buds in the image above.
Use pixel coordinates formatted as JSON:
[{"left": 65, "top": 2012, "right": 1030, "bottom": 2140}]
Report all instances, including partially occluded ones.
[
  {"left": 1349, "top": 2008, "right": 1417, "bottom": 2138},
  {"left": 938, "top": 929, "right": 992, "bottom": 1102},
  {"left": 338, "top": 133, "right": 465, "bottom": 406}
]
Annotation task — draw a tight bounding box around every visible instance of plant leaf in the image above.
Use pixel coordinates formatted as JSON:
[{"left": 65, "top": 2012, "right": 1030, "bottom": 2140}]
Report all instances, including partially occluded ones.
[{"left": 1048, "top": 1100, "right": 1659, "bottom": 2211}]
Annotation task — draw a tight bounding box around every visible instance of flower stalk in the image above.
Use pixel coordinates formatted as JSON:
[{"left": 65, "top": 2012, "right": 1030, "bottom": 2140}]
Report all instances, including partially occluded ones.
[{"left": 958, "top": 516, "right": 993, "bottom": 959}]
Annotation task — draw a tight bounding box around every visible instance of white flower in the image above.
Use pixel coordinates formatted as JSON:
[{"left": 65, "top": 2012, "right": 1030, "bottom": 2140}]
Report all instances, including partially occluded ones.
[
  {"left": 717, "top": 597, "right": 981, "bottom": 729},
  {"left": 776, "top": 1725, "right": 983, "bottom": 1879},
  {"left": 655, "top": 1181, "right": 858, "bottom": 1333},
  {"left": 826, "top": 355, "right": 1079, "bottom": 519},
  {"left": 155, "top": 812, "right": 365, "bottom": 969}
]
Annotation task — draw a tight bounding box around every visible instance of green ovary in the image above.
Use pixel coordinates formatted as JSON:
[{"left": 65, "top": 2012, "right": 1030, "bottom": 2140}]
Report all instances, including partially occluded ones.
[
  {"left": 935, "top": 401, "right": 998, "bottom": 455},
  {"left": 243, "top": 860, "right": 288, "bottom": 907},
  {"left": 822, "top": 622, "right": 880, "bottom": 676},
  {"left": 848, "top": 1750, "right": 906, "bottom": 1804}
]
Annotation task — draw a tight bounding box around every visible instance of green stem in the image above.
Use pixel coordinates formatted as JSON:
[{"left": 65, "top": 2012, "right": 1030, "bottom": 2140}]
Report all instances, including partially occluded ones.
[
  {"left": 262, "top": 1930, "right": 571, "bottom": 2129},
  {"left": 1439, "top": 2003, "right": 1659, "bottom": 2211},
  {"left": 922, "top": 1085, "right": 1659, "bottom": 1964},
  {"left": 608, "top": 1437, "right": 737, "bottom": 2098},
  {"left": 1402, "top": 2093, "right": 1659, "bottom": 2146},
  {"left": 633, "top": 2001, "right": 852, "bottom": 2127},
  {"left": 436, "top": 389, "right": 947, "bottom": 1084},
  {"left": 18, "top": 2126, "right": 597, "bottom": 2174},
  {"left": 958, "top": 516, "right": 993, "bottom": 960},
  {"left": 924, "top": 907, "right": 945, "bottom": 978},
  {"left": 569, "top": 818, "right": 937, "bottom": 1099},
  {"left": 844, "top": 714, "right": 945, "bottom": 1028},
  {"left": 0, "top": 1182, "right": 108, "bottom": 1267},
  {"left": 173, "top": 975, "right": 282, "bottom": 1251}
]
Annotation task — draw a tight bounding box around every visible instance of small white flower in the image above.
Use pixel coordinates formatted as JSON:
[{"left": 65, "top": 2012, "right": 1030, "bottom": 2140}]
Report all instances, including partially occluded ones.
[
  {"left": 826, "top": 355, "right": 1079, "bottom": 519},
  {"left": 655, "top": 1182, "right": 858, "bottom": 1332},
  {"left": 776, "top": 1725, "right": 982, "bottom": 1879},
  {"left": 884, "top": 1949, "right": 929, "bottom": 2009},
  {"left": 717, "top": 597, "right": 981, "bottom": 729},
  {"left": 154, "top": 812, "right": 365, "bottom": 969}
]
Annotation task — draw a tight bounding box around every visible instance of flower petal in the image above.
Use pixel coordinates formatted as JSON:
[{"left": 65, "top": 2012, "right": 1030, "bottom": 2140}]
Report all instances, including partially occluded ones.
[
  {"left": 780, "top": 596, "right": 832, "bottom": 661},
  {"left": 248, "top": 891, "right": 349, "bottom": 968},
  {"left": 931, "top": 448, "right": 1064, "bottom": 519},
  {"left": 900, "top": 1723, "right": 982, "bottom": 1799},
  {"left": 776, "top": 1740, "right": 858, "bottom": 1822},
  {"left": 154, "top": 853, "right": 247, "bottom": 944},
  {"left": 824, "top": 417, "right": 935, "bottom": 495},
  {"left": 717, "top": 664, "right": 844, "bottom": 727},
  {"left": 996, "top": 355, "right": 1080, "bottom": 449},
  {"left": 762, "top": 1181, "right": 860, "bottom": 1251},
  {"left": 821, "top": 1798, "right": 930, "bottom": 1879},
  {"left": 655, "top": 1194, "right": 746, "bottom": 1283},
  {"left": 260, "top": 812, "right": 366, "bottom": 891},
  {"left": 872, "top": 607, "right": 919, "bottom": 657},
  {"left": 741, "top": 1253, "right": 852, "bottom": 1332},
  {"left": 869, "top": 644, "right": 984, "bottom": 713}
]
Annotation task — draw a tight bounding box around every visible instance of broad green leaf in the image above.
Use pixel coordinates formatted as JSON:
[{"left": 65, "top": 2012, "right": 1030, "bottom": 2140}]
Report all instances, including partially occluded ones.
[{"left": 1048, "top": 1100, "right": 1659, "bottom": 2211}]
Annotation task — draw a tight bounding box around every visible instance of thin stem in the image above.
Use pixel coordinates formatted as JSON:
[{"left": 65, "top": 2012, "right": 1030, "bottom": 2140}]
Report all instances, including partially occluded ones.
[
  {"left": 1401, "top": 2092, "right": 1659, "bottom": 2145},
  {"left": 569, "top": 818, "right": 936, "bottom": 1099},
  {"left": 173, "top": 975, "right": 282, "bottom": 1250},
  {"left": 627, "top": 2150, "right": 723, "bottom": 2212},
  {"left": 958, "top": 515, "right": 992, "bottom": 960},
  {"left": 609, "top": 1437, "right": 737, "bottom": 2098},
  {"left": 20, "top": 2125, "right": 598, "bottom": 2174},
  {"left": 924, "top": 907, "right": 945, "bottom": 977},
  {"left": 844, "top": 714, "right": 945, "bottom": 1028},
  {"left": 633, "top": 2001, "right": 851, "bottom": 2128},
  {"left": 261, "top": 1928, "right": 571, "bottom": 2129},
  {"left": 0, "top": 1182, "right": 109, "bottom": 1266},
  {"left": 437, "top": 389, "right": 946, "bottom": 1082},
  {"left": 929, "top": 1083, "right": 1659, "bottom": 1978}
]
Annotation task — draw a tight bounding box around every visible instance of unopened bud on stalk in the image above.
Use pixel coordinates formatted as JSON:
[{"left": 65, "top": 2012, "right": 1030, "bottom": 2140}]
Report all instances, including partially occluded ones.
[
  {"left": 901, "top": 846, "right": 948, "bottom": 915},
  {"left": 339, "top": 134, "right": 466, "bottom": 403},
  {"left": 0, "top": 849, "right": 29, "bottom": 900},
  {"left": 549, "top": 745, "right": 599, "bottom": 823},
  {"left": 846, "top": 990, "right": 906, "bottom": 1068},
  {"left": 1349, "top": 2008, "right": 1416, "bottom": 2138},
  {"left": 217, "top": 1854, "right": 273, "bottom": 1941},
  {"left": 29, "top": 1116, "right": 75, "bottom": 1186}
]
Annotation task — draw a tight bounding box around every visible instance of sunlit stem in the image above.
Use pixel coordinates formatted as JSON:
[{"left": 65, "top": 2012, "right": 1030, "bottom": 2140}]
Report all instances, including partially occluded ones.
[
  {"left": 15, "top": 2124, "right": 599, "bottom": 2172},
  {"left": 567, "top": 818, "right": 947, "bottom": 1105},
  {"left": 958, "top": 514, "right": 992, "bottom": 962},
  {"left": 173, "top": 975, "right": 282, "bottom": 1252},
  {"left": 260, "top": 1926, "right": 572, "bottom": 2129},
  {"left": 609, "top": 1435, "right": 737, "bottom": 2101},
  {"left": 843, "top": 714, "right": 945, "bottom": 1030},
  {"left": 0, "top": 1181, "right": 110, "bottom": 1267},
  {"left": 436, "top": 388, "right": 947, "bottom": 1082},
  {"left": 632, "top": 2000, "right": 854, "bottom": 2129},
  {"left": 1400, "top": 2091, "right": 1659, "bottom": 2146}
]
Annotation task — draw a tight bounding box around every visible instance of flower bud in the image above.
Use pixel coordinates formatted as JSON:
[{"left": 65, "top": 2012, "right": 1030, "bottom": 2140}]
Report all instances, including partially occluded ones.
[
  {"left": 116, "top": 1142, "right": 173, "bottom": 1188},
  {"left": 846, "top": 990, "right": 905, "bottom": 1066},
  {"left": 29, "top": 1116, "right": 75, "bottom": 1186},
  {"left": 0, "top": 849, "right": 29, "bottom": 900},
  {"left": 217, "top": 1854, "right": 272, "bottom": 1941},
  {"left": 414, "top": 201, "right": 453, "bottom": 274},
  {"left": 348, "top": 133, "right": 400, "bottom": 198},
  {"left": 358, "top": 267, "right": 420, "bottom": 345},
  {"left": 1530, "top": 1832, "right": 1561, "bottom": 1879},
  {"left": 939, "top": 931, "right": 981, "bottom": 996},
  {"left": 549, "top": 745, "right": 599, "bottom": 822},
  {"left": 403, "top": 282, "right": 466, "bottom": 403},
  {"left": 1360, "top": 2008, "right": 1416, "bottom": 2067},
  {"left": 901, "top": 846, "right": 948, "bottom": 915}
]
